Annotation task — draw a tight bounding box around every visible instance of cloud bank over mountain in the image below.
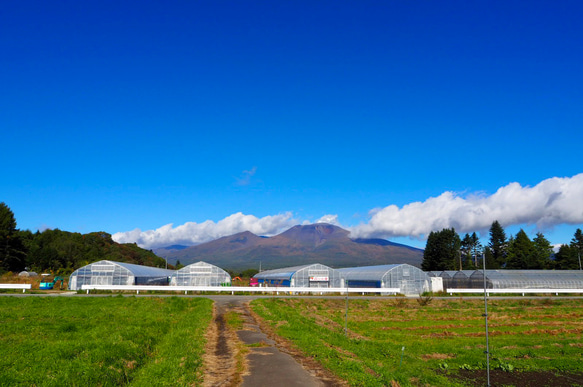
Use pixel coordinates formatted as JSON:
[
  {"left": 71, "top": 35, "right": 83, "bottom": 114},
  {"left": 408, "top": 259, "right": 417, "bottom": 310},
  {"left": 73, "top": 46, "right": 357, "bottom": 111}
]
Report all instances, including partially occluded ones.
[
  {"left": 350, "top": 174, "right": 583, "bottom": 239},
  {"left": 112, "top": 174, "right": 583, "bottom": 249},
  {"left": 112, "top": 212, "right": 296, "bottom": 249}
]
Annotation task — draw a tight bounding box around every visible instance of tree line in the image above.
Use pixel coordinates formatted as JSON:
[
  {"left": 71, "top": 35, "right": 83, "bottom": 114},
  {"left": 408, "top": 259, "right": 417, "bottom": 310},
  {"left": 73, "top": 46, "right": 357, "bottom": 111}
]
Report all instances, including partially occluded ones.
[
  {"left": 0, "top": 202, "right": 165, "bottom": 275},
  {"left": 421, "top": 220, "right": 583, "bottom": 271}
]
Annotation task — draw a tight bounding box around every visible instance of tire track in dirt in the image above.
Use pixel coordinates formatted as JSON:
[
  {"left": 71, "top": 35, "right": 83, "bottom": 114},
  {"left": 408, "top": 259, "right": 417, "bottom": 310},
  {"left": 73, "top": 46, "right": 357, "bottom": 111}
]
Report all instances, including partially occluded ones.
[
  {"left": 203, "top": 299, "right": 242, "bottom": 386},
  {"left": 202, "top": 296, "right": 345, "bottom": 387}
]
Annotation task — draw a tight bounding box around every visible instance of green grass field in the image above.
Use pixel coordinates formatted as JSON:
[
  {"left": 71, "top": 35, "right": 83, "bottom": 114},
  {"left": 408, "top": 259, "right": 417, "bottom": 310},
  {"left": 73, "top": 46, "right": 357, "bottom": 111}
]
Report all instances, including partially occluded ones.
[
  {"left": 0, "top": 296, "right": 213, "bottom": 386},
  {"left": 251, "top": 297, "right": 583, "bottom": 386}
]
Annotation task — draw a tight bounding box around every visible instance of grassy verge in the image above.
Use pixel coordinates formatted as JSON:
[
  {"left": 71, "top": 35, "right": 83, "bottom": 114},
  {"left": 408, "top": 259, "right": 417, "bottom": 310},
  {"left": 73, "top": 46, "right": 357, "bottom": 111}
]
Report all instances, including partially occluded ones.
[
  {"left": 251, "top": 297, "right": 583, "bottom": 386},
  {"left": 0, "top": 296, "right": 213, "bottom": 386}
]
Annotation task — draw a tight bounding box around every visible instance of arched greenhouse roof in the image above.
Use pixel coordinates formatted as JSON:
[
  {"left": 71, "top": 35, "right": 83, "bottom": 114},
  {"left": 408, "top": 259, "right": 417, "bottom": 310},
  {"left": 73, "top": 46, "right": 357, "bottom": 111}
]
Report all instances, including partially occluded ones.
[
  {"left": 253, "top": 263, "right": 343, "bottom": 287},
  {"left": 337, "top": 264, "right": 429, "bottom": 295},
  {"left": 470, "top": 270, "right": 583, "bottom": 289},
  {"left": 68, "top": 260, "right": 175, "bottom": 290},
  {"left": 170, "top": 261, "right": 231, "bottom": 286},
  {"left": 337, "top": 264, "right": 401, "bottom": 281},
  {"left": 254, "top": 263, "right": 331, "bottom": 281}
]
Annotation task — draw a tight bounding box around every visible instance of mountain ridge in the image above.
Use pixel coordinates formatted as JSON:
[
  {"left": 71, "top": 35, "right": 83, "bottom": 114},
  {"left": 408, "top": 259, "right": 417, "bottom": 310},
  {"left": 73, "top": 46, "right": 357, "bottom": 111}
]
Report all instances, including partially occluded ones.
[{"left": 154, "top": 224, "right": 423, "bottom": 271}]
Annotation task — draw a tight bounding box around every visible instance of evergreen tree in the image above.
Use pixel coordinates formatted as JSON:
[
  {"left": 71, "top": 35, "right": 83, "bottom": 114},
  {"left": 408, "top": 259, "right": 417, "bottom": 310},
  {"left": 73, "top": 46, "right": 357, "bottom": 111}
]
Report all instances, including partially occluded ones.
[
  {"left": 571, "top": 228, "right": 583, "bottom": 270},
  {"left": 471, "top": 232, "right": 484, "bottom": 265},
  {"left": 532, "top": 232, "right": 554, "bottom": 269},
  {"left": 422, "top": 231, "right": 440, "bottom": 271},
  {"left": 506, "top": 229, "right": 536, "bottom": 269},
  {"left": 422, "top": 228, "right": 461, "bottom": 271},
  {"left": 460, "top": 232, "right": 481, "bottom": 269},
  {"left": 0, "top": 202, "right": 27, "bottom": 273},
  {"left": 487, "top": 220, "right": 507, "bottom": 268},
  {"left": 554, "top": 244, "right": 578, "bottom": 269}
]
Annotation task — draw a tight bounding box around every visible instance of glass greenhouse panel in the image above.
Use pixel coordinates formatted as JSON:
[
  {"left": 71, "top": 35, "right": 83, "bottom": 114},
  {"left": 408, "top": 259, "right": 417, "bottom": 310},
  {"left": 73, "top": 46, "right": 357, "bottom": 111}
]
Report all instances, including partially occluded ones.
[
  {"left": 170, "top": 261, "right": 231, "bottom": 286},
  {"left": 451, "top": 270, "right": 476, "bottom": 288},
  {"left": 68, "top": 260, "right": 174, "bottom": 290},
  {"left": 254, "top": 263, "right": 343, "bottom": 288},
  {"left": 468, "top": 270, "right": 583, "bottom": 289},
  {"left": 338, "top": 264, "right": 430, "bottom": 296}
]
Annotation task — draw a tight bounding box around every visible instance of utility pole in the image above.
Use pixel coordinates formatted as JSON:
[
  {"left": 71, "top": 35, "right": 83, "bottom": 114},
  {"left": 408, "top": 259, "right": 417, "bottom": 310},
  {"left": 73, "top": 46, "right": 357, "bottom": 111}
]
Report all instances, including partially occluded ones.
[
  {"left": 345, "top": 282, "right": 348, "bottom": 337},
  {"left": 482, "top": 253, "right": 491, "bottom": 386},
  {"left": 459, "top": 250, "right": 463, "bottom": 271}
]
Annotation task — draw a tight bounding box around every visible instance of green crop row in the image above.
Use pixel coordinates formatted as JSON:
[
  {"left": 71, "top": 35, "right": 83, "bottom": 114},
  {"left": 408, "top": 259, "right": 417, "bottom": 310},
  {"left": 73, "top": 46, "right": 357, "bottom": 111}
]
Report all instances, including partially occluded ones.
[
  {"left": 0, "top": 296, "right": 212, "bottom": 386},
  {"left": 251, "top": 297, "right": 583, "bottom": 386}
]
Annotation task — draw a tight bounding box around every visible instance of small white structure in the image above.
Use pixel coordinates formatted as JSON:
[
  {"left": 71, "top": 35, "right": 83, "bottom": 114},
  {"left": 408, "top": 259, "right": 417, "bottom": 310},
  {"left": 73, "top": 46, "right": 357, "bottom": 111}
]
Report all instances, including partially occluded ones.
[
  {"left": 430, "top": 276, "right": 444, "bottom": 293},
  {"left": 18, "top": 271, "right": 38, "bottom": 278},
  {"left": 170, "top": 261, "right": 231, "bottom": 286}
]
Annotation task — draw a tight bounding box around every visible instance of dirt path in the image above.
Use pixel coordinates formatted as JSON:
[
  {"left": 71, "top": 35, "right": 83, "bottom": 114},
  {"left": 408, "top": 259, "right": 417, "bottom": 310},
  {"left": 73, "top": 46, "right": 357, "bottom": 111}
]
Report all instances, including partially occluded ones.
[
  {"left": 202, "top": 296, "right": 344, "bottom": 387},
  {"left": 202, "top": 298, "right": 243, "bottom": 386}
]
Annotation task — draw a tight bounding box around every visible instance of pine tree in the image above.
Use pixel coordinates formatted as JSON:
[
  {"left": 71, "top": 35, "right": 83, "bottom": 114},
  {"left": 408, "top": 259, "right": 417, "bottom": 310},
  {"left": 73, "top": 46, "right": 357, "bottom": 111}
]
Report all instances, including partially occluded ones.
[
  {"left": 460, "top": 232, "right": 481, "bottom": 269},
  {"left": 506, "top": 229, "right": 536, "bottom": 269},
  {"left": 554, "top": 244, "right": 578, "bottom": 269},
  {"left": 0, "top": 202, "right": 26, "bottom": 273},
  {"left": 533, "top": 232, "right": 553, "bottom": 269},
  {"left": 571, "top": 229, "right": 583, "bottom": 270},
  {"left": 487, "top": 220, "right": 507, "bottom": 268},
  {"left": 422, "top": 228, "right": 461, "bottom": 271}
]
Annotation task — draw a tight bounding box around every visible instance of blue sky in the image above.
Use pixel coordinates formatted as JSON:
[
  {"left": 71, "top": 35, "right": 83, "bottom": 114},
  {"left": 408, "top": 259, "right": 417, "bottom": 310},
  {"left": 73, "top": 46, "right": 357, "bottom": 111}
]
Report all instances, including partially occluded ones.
[{"left": 2, "top": 1, "right": 582, "bottom": 249}]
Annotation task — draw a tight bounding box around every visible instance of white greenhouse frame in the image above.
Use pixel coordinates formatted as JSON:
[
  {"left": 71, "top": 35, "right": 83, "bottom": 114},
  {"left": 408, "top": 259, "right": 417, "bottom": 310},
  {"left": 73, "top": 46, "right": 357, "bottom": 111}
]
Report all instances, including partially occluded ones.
[
  {"left": 254, "top": 263, "right": 344, "bottom": 288},
  {"left": 68, "top": 260, "right": 175, "bottom": 290},
  {"left": 338, "top": 264, "right": 430, "bottom": 296},
  {"left": 170, "top": 261, "right": 231, "bottom": 286},
  {"left": 469, "top": 270, "right": 583, "bottom": 289}
]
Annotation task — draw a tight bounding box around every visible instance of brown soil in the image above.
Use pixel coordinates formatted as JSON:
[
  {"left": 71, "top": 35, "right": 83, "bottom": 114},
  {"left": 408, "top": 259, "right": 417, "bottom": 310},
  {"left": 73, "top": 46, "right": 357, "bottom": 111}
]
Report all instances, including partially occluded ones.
[
  {"left": 448, "top": 370, "right": 583, "bottom": 386},
  {"left": 202, "top": 304, "right": 244, "bottom": 387},
  {"left": 420, "top": 353, "right": 455, "bottom": 361}
]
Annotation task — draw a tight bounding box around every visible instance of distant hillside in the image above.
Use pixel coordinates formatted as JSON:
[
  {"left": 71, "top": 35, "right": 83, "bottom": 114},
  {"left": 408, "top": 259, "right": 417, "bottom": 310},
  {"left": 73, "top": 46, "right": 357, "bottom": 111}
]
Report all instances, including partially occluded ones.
[
  {"left": 158, "top": 224, "right": 423, "bottom": 271},
  {"left": 154, "top": 245, "right": 189, "bottom": 256},
  {"left": 17, "top": 230, "right": 166, "bottom": 274}
]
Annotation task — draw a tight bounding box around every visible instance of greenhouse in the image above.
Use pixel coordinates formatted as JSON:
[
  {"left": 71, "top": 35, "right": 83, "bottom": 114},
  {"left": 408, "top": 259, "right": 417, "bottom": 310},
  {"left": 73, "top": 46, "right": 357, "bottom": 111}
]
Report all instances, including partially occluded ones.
[
  {"left": 68, "top": 260, "right": 175, "bottom": 290},
  {"left": 170, "top": 261, "right": 231, "bottom": 286},
  {"left": 434, "top": 271, "right": 457, "bottom": 290},
  {"left": 468, "top": 270, "right": 583, "bottom": 289},
  {"left": 253, "top": 263, "right": 343, "bottom": 288},
  {"left": 338, "top": 264, "right": 430, "bottom": 296},
  {"left": 451, "top": 270, "right": 476, "bottom": 288}
]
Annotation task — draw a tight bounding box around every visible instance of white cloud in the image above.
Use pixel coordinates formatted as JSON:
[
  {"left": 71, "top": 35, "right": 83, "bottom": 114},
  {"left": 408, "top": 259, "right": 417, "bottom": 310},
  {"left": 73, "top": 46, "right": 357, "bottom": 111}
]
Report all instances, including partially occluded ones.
[
  {"left": 112, "top": 212, "right": 296, "bottom": 249},
  {"left": 113, "top": 174, "right": 583, "bottom": 250},
  {"left": 350, "top": 174, "right": 583, "bottom": 239},
  {"left": 235, "top": 166, "right": 257, "bottom": 186},
  {"left": 316, "top": 214, "right": 341, "bottom": 226}
]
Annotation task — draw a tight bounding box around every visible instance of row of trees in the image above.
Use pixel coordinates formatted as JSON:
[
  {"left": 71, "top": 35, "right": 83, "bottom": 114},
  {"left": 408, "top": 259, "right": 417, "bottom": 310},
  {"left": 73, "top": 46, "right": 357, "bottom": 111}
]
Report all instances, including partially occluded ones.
[
  {"left": 422, "top": 220, "right": 583, "bottom": 271},
  {"left": 0, "top": 202, "right": 165, "bottom": 274}
]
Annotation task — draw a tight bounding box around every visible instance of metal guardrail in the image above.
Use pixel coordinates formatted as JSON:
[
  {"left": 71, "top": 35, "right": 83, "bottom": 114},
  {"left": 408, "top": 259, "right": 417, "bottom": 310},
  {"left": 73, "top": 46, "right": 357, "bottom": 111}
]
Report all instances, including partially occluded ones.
[
  {"left": 0, "top": 284, "right": 32, "bottom": 293},
  {"left": 448, "top": 288, "right": 583, "bottom": 296},
  {"left": 81, "top": 285, "right": 400, "bottom": 295}
]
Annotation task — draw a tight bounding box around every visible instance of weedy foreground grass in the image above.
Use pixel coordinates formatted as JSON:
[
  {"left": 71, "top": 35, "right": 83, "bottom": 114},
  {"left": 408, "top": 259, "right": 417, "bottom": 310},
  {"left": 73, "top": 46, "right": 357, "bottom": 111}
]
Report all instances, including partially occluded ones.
[
  {"left": 251, "top": 297, "right": 583, "bottom": 386},
  {"left": 0, "top": 296, "right": 212, "bottom": 386}
]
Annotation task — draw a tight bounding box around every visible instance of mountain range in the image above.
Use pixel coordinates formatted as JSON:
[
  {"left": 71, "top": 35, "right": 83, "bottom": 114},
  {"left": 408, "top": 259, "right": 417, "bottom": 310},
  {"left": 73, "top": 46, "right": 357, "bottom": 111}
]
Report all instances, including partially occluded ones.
[{"left": 154, "top": 223, "right": 424, "bottom": 272}]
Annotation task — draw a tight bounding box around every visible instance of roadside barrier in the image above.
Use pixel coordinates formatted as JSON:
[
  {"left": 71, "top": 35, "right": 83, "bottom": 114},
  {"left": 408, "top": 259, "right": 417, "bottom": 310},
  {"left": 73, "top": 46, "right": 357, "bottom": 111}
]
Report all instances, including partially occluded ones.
[
  {"left": 81, "top": 285, "right": 400, "bottom": 295},
  {"left": 0, "top": 284, "right": 32, "bottom": 293}
]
